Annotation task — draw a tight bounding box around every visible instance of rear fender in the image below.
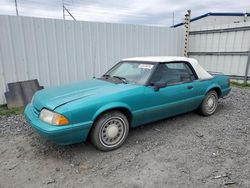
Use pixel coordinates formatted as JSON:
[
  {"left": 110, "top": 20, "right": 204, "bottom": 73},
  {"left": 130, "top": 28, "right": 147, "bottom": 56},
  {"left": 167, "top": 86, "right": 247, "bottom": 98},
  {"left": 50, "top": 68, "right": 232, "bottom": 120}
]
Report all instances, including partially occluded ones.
[{"left": 205, "top": 84, "right": 222, "bottom": 96}]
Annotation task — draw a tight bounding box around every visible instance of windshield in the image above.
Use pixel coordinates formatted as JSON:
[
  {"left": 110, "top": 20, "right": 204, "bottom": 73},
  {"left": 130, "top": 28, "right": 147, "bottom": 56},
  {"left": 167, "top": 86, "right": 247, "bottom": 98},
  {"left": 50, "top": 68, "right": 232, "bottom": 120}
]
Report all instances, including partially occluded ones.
[{"left": 104, "top": 61, "right": 155, "bottom": 85}]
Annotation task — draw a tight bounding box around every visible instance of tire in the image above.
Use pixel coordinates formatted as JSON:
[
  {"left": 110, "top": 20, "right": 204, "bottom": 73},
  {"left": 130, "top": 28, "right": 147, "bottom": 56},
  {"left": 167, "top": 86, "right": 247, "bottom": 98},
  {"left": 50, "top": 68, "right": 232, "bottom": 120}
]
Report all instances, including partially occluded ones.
[
  {"left": 198, "top": 90, "right": 218, "bottom": 116},
  {"left": 90, "top": 110, "right": 129, "bottom": 151}
]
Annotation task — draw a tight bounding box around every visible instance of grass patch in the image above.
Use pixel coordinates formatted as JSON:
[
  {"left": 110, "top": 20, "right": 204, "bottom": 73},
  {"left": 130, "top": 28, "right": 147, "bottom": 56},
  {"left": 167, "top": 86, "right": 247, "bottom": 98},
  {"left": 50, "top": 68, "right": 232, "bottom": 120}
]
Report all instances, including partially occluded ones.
[
  {"left": 0, "top": 104, "right": 24, "bottom": 116},
  {"left": 231, "top": 81, "right": 250, "bottom": 88}
]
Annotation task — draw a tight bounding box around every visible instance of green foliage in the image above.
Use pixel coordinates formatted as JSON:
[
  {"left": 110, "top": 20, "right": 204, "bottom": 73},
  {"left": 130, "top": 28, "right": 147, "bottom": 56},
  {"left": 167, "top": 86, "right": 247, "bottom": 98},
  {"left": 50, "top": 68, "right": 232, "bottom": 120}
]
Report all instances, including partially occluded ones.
[
  {"left": 230, "top": 81, "right": 250, "bottom": 88},
  {"left": 0, "top": 105, "right": 24, "bottom": 116}
]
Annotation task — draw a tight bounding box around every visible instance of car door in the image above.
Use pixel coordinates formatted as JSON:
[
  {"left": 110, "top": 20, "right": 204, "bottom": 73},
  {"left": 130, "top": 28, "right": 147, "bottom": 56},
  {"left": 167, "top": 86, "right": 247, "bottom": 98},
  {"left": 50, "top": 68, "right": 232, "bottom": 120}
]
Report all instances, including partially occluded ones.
[{"left": 142, "top": 62, "right": 199, "bottom": 123}]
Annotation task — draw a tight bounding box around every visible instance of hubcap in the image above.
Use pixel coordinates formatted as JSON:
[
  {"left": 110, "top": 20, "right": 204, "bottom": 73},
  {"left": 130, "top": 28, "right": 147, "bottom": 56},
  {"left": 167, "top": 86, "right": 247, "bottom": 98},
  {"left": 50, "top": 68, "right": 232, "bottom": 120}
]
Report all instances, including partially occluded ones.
[
  {"left": 99, "top": 117, "right": 126, "bottom": 147},
  {"left": 206, "top": 94, "right": 217, "bottom": 113},
  {"left": 207, "top": 98, "right": 214, "bottom": 108},
  {"left": 106, "top": 125, "right": 119, "bottom": 138}
]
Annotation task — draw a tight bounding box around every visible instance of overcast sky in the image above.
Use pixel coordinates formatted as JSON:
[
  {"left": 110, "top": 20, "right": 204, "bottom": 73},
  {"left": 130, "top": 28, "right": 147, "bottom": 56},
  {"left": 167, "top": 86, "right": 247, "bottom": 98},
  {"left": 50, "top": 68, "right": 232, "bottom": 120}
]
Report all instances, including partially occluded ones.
[{"left": 0, "top": 0, "right": 250, "bottom": 26}]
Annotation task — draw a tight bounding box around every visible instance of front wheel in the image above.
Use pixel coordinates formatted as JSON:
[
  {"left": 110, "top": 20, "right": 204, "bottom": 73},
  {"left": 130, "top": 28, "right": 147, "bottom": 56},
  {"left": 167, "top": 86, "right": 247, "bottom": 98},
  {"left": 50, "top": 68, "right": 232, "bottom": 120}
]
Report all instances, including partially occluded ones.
[
  {"left": 198, "top": 90, "right": 218, "bottom": 116},
  {"left": 90, "top": 111, "right": 129, "bottom": 151}
]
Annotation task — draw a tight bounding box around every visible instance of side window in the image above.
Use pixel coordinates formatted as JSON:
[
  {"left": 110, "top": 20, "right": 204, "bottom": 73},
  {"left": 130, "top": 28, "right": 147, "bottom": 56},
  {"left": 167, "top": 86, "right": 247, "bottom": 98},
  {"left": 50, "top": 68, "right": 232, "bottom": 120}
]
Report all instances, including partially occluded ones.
[{"left": 150, "top": 62, "right": 195, "bottom": 85}]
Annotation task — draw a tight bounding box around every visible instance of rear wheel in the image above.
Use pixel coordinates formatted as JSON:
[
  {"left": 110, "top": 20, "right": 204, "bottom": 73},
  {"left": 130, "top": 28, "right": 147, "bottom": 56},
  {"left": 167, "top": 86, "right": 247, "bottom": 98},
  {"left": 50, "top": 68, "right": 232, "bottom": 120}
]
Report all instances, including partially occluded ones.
[
  {"left": 90, "top": 111, "right": 129, "bottom": 151},
  {"left": 198, "top": 90, "right": 218, "bottom": 116}
]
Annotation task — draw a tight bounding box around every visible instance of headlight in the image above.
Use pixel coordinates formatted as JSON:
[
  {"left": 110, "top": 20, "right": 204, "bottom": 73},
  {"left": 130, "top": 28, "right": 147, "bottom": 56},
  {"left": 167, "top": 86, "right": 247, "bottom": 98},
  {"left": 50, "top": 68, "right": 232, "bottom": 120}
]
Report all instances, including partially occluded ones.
[{"left": 39, "top": 109, "right": 69, "bottom": 125}]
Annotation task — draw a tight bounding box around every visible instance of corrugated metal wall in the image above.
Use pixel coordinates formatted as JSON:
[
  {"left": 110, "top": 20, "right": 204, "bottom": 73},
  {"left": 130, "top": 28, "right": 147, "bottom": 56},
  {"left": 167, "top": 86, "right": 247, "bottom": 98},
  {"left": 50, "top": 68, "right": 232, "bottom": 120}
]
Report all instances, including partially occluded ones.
[
  {"left": 0, "top": 15, "right": 184, "bottom": 104},
  {"left": 189, "top": 22, "right": 250, "bottom": 78}
]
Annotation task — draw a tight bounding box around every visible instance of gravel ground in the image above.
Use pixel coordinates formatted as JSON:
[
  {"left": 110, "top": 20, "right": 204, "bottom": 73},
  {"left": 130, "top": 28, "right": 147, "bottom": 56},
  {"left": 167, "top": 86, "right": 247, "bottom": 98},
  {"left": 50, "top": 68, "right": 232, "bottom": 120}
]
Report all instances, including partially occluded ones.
[{"left": 0, "top": 87, "right": 249, "bottom": 188}]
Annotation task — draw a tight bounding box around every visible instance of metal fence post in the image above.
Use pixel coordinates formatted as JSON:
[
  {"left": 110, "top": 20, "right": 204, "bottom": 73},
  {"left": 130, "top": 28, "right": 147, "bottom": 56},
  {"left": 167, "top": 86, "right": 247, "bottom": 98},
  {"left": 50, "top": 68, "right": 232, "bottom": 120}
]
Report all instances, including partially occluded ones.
[
  {"left": 244, "top": 47, "right": 250, "bottom": 84},
  {"left": 183, "top": 10, "right": 191, "bottom": 57}
]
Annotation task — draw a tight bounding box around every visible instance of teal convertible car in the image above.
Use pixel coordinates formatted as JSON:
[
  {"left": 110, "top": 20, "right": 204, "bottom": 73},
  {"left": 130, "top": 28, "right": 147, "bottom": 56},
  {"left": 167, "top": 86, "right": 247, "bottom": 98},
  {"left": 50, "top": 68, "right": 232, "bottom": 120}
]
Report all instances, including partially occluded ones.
[{"left": 24, "top": 56, "right": 231, "bottom": 151}]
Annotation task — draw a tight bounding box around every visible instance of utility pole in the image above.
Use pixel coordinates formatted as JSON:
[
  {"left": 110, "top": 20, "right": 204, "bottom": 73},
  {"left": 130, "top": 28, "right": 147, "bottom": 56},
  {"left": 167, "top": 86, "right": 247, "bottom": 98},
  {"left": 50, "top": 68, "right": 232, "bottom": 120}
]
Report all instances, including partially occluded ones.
[
  {"left": 62, "top": 0, "right": 65, "bottom": 20},
  {"left": 62, "top": 0, "right": 76, "bottom": 21},
  {"left": 14, "top": 0, "right": 19, "bottom": 16},
  {"left": 172, "top": 12, "right": 175, "bottom": 26},
  {"left": 184, "top": 10, "right": 191, "bottom": 57},
  {"left": 64, "top": 5, "right": 76, "bottom": 21},
  {"left": 63, "top": 5, "right": 65, "bottom": 20}
]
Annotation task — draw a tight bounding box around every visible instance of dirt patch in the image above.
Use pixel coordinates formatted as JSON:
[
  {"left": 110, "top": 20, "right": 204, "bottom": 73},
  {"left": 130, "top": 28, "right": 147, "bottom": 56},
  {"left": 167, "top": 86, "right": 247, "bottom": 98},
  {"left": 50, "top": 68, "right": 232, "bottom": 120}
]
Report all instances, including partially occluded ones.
[{"left": 0, "top": 87, "right": 249, "bottom": 188}]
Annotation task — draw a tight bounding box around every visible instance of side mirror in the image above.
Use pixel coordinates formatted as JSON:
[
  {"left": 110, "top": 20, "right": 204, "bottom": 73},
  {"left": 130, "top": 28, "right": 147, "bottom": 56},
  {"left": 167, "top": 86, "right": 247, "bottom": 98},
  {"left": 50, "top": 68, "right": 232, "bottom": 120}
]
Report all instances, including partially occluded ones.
[{"left": 152, "top": 81, "right": 167, "bottom": 91}]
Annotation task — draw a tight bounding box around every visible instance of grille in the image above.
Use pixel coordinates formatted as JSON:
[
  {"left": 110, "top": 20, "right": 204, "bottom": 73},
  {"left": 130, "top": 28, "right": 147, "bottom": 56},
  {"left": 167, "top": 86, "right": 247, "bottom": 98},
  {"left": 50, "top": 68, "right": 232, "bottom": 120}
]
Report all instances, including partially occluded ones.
[{"left": 33, "top": 106, "right": 40, "bottom": 117}]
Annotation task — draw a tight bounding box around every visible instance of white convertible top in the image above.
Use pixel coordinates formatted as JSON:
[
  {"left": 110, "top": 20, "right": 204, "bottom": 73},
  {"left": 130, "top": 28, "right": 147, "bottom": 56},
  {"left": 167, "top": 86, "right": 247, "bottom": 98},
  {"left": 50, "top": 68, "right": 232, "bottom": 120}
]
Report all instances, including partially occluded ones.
[{"left": 122, "top": 56, "right": 213, "bottom": 80}]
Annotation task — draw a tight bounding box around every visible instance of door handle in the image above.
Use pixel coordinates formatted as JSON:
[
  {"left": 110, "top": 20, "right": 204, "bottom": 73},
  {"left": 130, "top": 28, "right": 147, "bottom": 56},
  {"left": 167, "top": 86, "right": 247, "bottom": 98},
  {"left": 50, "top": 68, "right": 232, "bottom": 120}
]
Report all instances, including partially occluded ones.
[{"left": 187, "top": 85, "right": 193, "bottom": 90}]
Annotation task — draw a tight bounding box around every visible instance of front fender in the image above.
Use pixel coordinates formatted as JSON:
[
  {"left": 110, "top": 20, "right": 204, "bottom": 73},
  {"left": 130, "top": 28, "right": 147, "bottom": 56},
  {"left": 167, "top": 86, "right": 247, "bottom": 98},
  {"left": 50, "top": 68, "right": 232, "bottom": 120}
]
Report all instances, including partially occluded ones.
[{"left": 92, "top": 102, "right": 132, "bottom": 121}]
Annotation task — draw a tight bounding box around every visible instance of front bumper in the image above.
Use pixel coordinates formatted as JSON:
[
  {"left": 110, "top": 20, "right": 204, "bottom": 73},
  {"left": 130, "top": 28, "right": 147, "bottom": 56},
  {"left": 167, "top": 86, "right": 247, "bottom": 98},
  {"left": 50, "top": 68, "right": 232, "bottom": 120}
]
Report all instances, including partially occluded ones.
[{"left": 24, "top": 104, "right": 92, "bottom": 145}]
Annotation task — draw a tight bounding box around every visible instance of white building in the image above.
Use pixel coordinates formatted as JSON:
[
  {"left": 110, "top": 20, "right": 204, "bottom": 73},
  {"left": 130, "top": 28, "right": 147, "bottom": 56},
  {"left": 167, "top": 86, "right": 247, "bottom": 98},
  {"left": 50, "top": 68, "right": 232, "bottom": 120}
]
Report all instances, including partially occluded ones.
[{"left": 173, "top": 12, "right": 250, "bottom": 27}]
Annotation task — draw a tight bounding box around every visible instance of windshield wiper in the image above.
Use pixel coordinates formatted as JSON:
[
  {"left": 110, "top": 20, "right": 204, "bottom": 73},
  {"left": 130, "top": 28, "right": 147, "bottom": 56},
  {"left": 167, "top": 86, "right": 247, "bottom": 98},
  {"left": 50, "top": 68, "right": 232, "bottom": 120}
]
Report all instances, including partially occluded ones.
[
  {"left": 102, "top": 74, "right": 110, "bottom": 79},
  {"left": 113, "top": 76, "right": 128, "bottom": 84}
]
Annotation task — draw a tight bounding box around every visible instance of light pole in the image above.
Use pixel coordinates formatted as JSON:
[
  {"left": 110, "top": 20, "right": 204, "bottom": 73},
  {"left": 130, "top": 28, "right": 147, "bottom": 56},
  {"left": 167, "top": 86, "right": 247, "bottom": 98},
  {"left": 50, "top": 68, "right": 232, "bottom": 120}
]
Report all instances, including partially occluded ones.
[
  {"left": 14, "top": 0, "right": 19, "bottom": 16},
  {"left": 62, "top": 0, "right": 65, "bottom": 20}
]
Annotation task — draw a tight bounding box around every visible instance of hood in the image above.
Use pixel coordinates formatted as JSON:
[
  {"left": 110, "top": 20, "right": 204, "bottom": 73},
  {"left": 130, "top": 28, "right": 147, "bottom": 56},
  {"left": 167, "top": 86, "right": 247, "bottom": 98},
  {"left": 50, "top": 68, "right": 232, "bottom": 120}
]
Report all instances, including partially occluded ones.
[{"left": 33, "top": 79, "right": 117, "bottom": 111}]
